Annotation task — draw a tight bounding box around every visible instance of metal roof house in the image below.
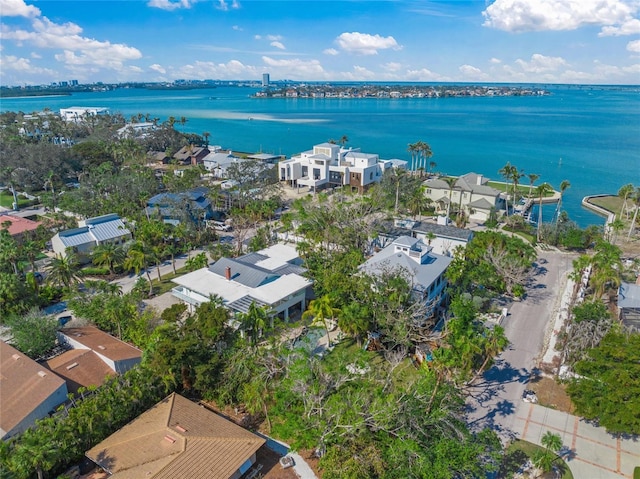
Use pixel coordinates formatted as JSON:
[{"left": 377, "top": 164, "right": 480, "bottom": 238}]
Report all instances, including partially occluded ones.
[
  {"left": 618, "top": 281, "right": 640, "bottom": 331},
  {"left": 360, "top": 235, "right": 453, "bottom": 325},
  {"left": 146, "top": 187, "right": 216, "bottom": 226},
  {"left": 172, "top": 243, "right": 312, "bottom": 321},
  {"left": 86, "top": 393, "right": 265, "bottom": 479},
  {"left": 51, "top": 213, "right": 131, "bottom": 262},
  {"left": 0, "top": 341, "right": 68, "bottom": 440}
]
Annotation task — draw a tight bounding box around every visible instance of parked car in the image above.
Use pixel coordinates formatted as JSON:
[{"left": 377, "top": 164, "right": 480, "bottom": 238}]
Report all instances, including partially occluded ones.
[
  {"left": 522, "top": 389, "right": 538, "bottom": 403},
  {"left": 207, "top": 220, "right": 232, "bottom": 232}
]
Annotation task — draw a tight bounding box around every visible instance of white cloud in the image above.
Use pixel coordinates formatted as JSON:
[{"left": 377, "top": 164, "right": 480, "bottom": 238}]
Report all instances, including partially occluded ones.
[
  {"left": 405, "top": 68, "right": 447, "bottom": 81},
  {"left": 490, "top": 57, "right": 502, "bottom": 64},
  {"left": 2, "top": 14, "right": 143, "bottom": 73},
  {"left": 0, "top": 54, "right": 55, "bottom": 75},
  {"left": 261, "top": 56, "right": 326, "bottom": 78},
  {"left": 515, "top": 53, "right": 567, "bottom": 73},
  {"left": 270, "top": 41, "right": 285, "bottom": 50},
  {"left": 216, "top": 0, "right": 239, "bottom": 11},
  {"left": 323, "top": 48, "right": 339, "bottom": 56},
  {"left": 254, "top": 35, "right": 262, "bottom": 40},
  {"left": 482, "top": 0, "right": 637, "bottom": 32},
  {"left": 178, "top": 59, "right": 257, "bottom": 79},
  {"left": 627, "top": 39, "right": 640, "bottom": 52},
  {"left": 267, "top": 34, "right": 282, "bottom": 41},
  {"left": 339, "top": 65, "right": 376, "bottom": 81},
  {"left": 599, "top": 18, "right": 640, "bottom": 36},
  {"left": 30, "top": 51, "right": 41, "bottom": 59},
  {"left": 147, "top": 0, "right": 194, "bottom": 11},
  {"left": 382, "top": 62, "right": 402, "bottom": 72},
  {"left": 336, "top": 32, "right": 401, "bottom": 55},
  {"left": 459, "top": 64, "right": 489, "bottom": 79},
  {"left": 232, "top": 25, "right": 243, "bottom": 31},
  {"left": 150, "top": 63, "right": 166, "bottom": 74},
  {"left": 0, "top": 0, "right": 40, "bottom": 17}
]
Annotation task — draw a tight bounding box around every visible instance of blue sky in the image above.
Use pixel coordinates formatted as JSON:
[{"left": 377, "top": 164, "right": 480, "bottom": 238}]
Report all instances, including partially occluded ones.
[{"left": 1, "top": 0, "right": 639, "bottom": 86}]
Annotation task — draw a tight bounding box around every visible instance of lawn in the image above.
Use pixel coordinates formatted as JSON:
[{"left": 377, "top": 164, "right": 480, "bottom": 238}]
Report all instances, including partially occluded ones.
[
  {"left": 500, "top": 440, "right": 573, "bottom": 479},
  {"left": 149, "top": 265, "right": 189, "bottom": 296},
  {"left": 0, "top": 190, "right": 35, "bottom": 208},
  {"left": 588, "top": 195, "right": 623, "bottom": 215}
]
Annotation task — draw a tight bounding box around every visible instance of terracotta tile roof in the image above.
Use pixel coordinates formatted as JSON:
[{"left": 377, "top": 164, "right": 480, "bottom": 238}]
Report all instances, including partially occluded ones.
[
  {"left": 0, "top": 214, "right": 41, "bottom": 236},
  {"left": 44, "top": 349, "right": 115, "bottom": 394},
  {"left": 86, "top": 393, "right": 265, "bottom": 479},
  {"left": 0, "top": 341, "right": 67, "bottom": 436},
  {"left": 59, "top": 327, "right": 141, "bottom": 362}
]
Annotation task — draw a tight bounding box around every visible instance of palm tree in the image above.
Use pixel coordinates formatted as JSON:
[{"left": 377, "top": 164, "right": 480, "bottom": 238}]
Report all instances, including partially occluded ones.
[
  {"left": 429, "top": 161, "right": 437, "bottom": 177},
  {"left": 407, "top": 142, "right": 418, "bottom": 174},
  {"left": 498, "top": 162, "right": 515, "bottom": 215},
  {"left": 443, "top": 176, "right": 458, "bottom": 221},
  {"left": 608, "top": 218, "right": 625, "bottom": 244},
  {"left": 406, "top": 186, "right": 431, "bottom": 220},
  {"left": 533, "top": 431, "right": 563, "bottom": 475},
  {"left": 339, "top": 135, "right": 349, "bottom": 147},
  {"left": 240, "top": 302, "right": 271, "bottom": 345},
  {"left": 202, "top": 131, "right": 210, "bottom": 147},
  {"left": 390, "top": 168, "right": 407, "bottom": 214},
  {"left": 555, "top": 179, "right": 570, "bottom": 226},
  {"left": 627, "top": 187, "right": 640, "bottom": 239},
  {"left": 91, "top": 242, "right": 125, "bottom": 274},
  {"left": 0, "top": 230, "right": 20, "bottom": 275},
  {"left": 471, "top": 326, "right": 508, "bottom": 383},
  {"left": 527, "top": 173, "right": 539, "bottom": 198},
  {"left": 535, "top": 183, "right": 553, "bottom": 241},
  {"left": 302, "top": 295, "right": 340, "bottom": 347},
  {"left": 46, "top": 252, "right": 82, "bottom": 289},
  {"left": 617, "top": 183, "right": 634, "bottom": 219},
  {"left": 124, "top": 243, "right": 153, "bottom": 296},
  {"left": 417, "top": 140, "right": 433, "bottom": 177}
]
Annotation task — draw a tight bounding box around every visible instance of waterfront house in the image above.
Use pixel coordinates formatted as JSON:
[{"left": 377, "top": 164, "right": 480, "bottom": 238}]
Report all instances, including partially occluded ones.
[
  {"left": 117, "top": 121, "right": 156, "bottom": 139},
  {"left": 377, "top": 218, "right": 473, "bottom": 257},
  {"left": 203, "top": 150, "right": 244, "bottom": 178},
  {"left": 278, "top": 142, "right": 405, "bottom": 193},
  {"left": 51, "top": 213, "right": 131, "bottom": 263},
  {"left": 423, "top": 172, "right": 506, "bottom": 221},
  {"left": 59, "top": 106, "right": 109, "bottom": 122},
  {"left": 146, "top": 187, "right": 216, "bottom": 226},
  {"left": 172, "top": 243, "right": 312, "bottom": 322},
  {"left": 360, "top": 235, "right": 452, "bottom": 325},
  {"left": 86, "top": 393, "right": 265, "bottom": 479},
  {"left": 173, "top": 145, "right": 210, "bottom": 165},
  {"left": 0, "top": 341, "right": 68, "bottom": 440}
]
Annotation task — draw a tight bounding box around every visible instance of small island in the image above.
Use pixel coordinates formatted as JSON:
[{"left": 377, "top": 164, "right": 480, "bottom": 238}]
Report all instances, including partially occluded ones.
[{"left": 253, "top": 83, "right": 550, "bottom": 99}]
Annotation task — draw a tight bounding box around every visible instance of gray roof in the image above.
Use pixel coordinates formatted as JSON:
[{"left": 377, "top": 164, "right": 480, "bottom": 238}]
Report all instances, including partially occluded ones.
[
  {"left": 469, "top": 197, "right": 495, "bottom": 210},
  {"left": 273, "top": 263, "right": 307, "bottom": 276},
  {"left": 209, "top": 257, "right": 278, "bottom": 288},
  {"left": 58, "top": 214, "right": 130, "bottom": 247},
  {"left": 227, "top": 295, "right": 269, "bottom": 314},
  {"left": 238, "top": 252, "right": 269, "bottom": 265},
  {"left": 424, "top": 172, "right": 501, "bottom": 198},
  {"left": 412, "top": 222, "right": 474, "bottom": 241},
  {"left": 618, "top": 282, "right": 640, "bottom": 309},
  {"left": 361, "top": 238, "right": 452, "bottom": 291}
]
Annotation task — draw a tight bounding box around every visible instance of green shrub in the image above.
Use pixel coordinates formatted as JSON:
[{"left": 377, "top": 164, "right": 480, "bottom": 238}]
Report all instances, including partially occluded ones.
[
  {"left": 82, "top": 266, "right": 110, "bottom": 276},
  {"left": 634, "top": 466, "right": 640, "bottom": 479}
]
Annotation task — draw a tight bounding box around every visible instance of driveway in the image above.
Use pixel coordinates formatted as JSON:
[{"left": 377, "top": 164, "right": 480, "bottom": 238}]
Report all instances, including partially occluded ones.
[
  {"left": 515, "top": 402, "right": 639, "bottom": 479},
  {"left": 466, "top": 250, "right": 576, "bottom": 440}
]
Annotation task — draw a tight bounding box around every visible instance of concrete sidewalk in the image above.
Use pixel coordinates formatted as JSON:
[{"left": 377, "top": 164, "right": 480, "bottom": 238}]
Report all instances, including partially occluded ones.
[{"left": 515, "top": 402, "right": 640, "bottom": 479}]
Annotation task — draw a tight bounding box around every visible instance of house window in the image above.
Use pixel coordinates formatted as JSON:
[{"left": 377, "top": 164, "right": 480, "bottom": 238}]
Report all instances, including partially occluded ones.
[
  {"left": 301, "top": 166, "right": 308, "bottom": 177},
  {"left": 463, "top": 192, "right": 468, "bottom": 199},
  {"left": 369, "top": 172, "right": 373, "bottom": 180},
  {"left": 313, "top": 168, "right": 321, "bottom": 180},
  {"left": 426, "top": 188, "right": 432, "bottom": 194}
]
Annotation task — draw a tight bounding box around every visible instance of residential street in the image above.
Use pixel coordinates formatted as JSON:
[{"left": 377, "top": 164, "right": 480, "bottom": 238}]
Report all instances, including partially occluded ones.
[
  {"left": 466, "top": 250, "right": 575, "bottom": 440},
  {"left": 465, "top": 250, "right": 639, "bottom": 478}
]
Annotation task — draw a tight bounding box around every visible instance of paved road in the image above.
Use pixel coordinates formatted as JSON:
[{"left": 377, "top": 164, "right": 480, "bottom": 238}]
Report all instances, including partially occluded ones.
[{"left": 466, "top": 250, "right": 575, "bottom": 440}]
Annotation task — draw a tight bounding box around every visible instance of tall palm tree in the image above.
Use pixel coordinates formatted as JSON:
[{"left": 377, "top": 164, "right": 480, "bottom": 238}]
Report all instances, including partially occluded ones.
[
  {"left": 627, "top": 187, "right": 640, "bottom": 239},
  {"left": 124, "top": 243, "right": 153, "bottom": 296},
  {"left": 535, "top": 182, "right": 553, "bottom": 241},
  {"left": 407, "top": 142, "right": 418, "bottom": 174},
  {"left": 443, "top": 176, "right": 458, "bottom": 221},
  {"left": 406, "top": 186, "right": 431, "bottom": 220},
  {"left": 555, "top": 180, "right": 571, "bottom": 226},
  {"left": 339, "top": 135, "right": 349, "bottom": 147},
  {"left": 91, "top": 242, "right": 125, "bottom": 274},
  {"left": 202, "top": 131, "right": 210, "bottom": 147},
  {"left": 240, "top": 302, "right": 271, "bottom": 345},
  {"left": 527, "top": 173, "right": 539, "bottom": 198},
  {"left": 429, "top": 161, "right": 437, "bottom": 177},
  {"left": 46, "top": 252, "right": 82, "bottom": 289},
  {"left": 302, "top": 295, "right": 340, "bottom": 347},
  {"left": 617, "top": 183, "right": 634, "bottom": 218}
]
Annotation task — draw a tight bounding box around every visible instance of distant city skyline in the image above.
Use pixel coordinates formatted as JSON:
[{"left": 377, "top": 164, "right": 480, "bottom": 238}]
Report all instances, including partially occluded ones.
[{"left": 1, "top": 0, "right": 639, "bottom": 86}]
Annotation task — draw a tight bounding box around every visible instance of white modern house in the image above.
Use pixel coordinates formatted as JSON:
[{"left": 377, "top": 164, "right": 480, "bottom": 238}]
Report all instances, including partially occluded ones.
[
  {"left": 423, "top": 172, "right": 506, "bottom": 221},
  {"left": 116, "top": 121, "right": 156, "bottom": 139},
  {"left": 278, "top": 142, "right": 406, "bottom": 193},
  {"left": 51, "top": 213, "right": 131, "bottom": 262},
  {"left": 172, "top": 243, "right": 312, "bottom": 322},
  {"left": 360, "top": 236, "right": 452, "bottom": 325},
  {"left": 59, "top": 107, "right": 109, "bottom": 122}
]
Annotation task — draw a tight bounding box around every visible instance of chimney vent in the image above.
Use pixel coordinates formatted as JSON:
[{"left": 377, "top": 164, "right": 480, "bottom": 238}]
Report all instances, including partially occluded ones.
[{"left": 225, "top": 266, "right": 231, "bottom": 281}]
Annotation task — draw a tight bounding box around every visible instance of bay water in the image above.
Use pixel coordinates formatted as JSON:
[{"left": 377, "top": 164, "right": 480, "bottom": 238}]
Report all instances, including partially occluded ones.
[{"left": 2, "top": 84, "right": 638, "bottom": 227}]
